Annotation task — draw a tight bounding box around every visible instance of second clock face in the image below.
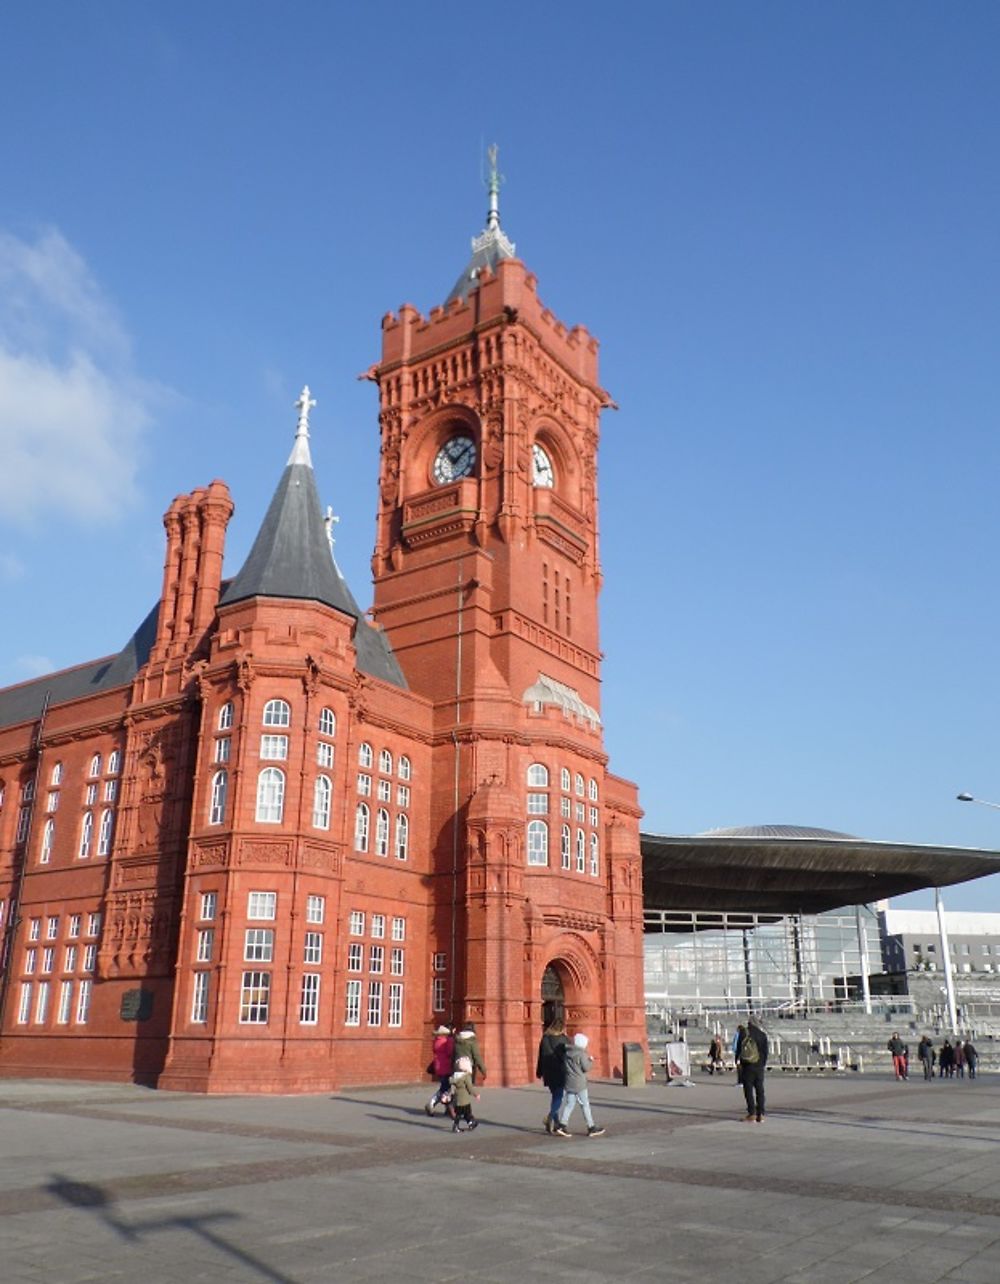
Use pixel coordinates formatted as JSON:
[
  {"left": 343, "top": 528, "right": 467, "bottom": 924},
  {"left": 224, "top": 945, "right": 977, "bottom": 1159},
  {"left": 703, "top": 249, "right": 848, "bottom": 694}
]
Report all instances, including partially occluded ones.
[
  {"left": 532, "top": 443, "right": 555, "bottom": 488},
  {"left": 433, "top": 435, "right": 477, "bottom": 485}
]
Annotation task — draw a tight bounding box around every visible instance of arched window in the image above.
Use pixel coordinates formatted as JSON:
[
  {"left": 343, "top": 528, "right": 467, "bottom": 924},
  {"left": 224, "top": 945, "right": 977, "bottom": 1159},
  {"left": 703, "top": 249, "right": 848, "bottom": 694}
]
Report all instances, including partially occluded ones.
[
  {"left": 575, "top": 828, "right": 585, "bottom": 872},
  {"left": 107, "top": 750, "right": 121, "bottom": 775},
  {"left": 50, "top": 763, "right": 63, "bottom": 786},
  {"left": 589, "top": 832, "right": 599, "bottom": 877},
  {"left": 218, "top": 702, "right": 234, "bottom": 730},
  {"left": 22, "top": 777, "right": 35, "bottom": 802},
  {"left": 79, "top": 812, "right": 94, "bottom": 859},
  {"left": 395, "top": 813, "right": 409, "bottom": 861},
  {"left": 399, "top": 755, "right": 411, "bottom": 781},
  {"left": 575, "top": 773, "right": 585, "bottom": 797},
  {"left": 263, "top": 699, "right": 290, "bottom": 728},
  {"left": 41, "top": 818, "right": 55, "bottom": 864},
  {"left": 561, "top": 824, "right": 571, "bottom": 870},
  {"left": 209, "top": 770, "right": 228, "bottom": 825},
  {"left": 318, "top": 707, "right": 336, "bottom": 737},
  {"left": 379, "top": 748, "right": 393, "bottom": 775},
  {"left": 88, "top": 754, "right": 102, "bottom": 779},
  {"left": 560, "top": 767, "right": 571, "bottom": 792},
  {"left": 375, "top": 808, "right": 390, "bottom": 857},
  {"left": 313, "top": 776, "right": 332, "bottom": 830},
  {"left": 358, "top": 742, "right": 373, "bottom": 769},
  {"left": 589, "top": 778, "right": 599, "bottom": 801},
  {"left": 527, "top": 763, "right": 549, "bottom": 788},
  {"left": 354, "top": 802, "right": 370, "bottom": 852},
  {"left": 97, "top": 809, "right": 115, "bottom": 856},
  {"left": 527, "top": 819, "right": 548, "bottom": 866},
  {"left": 255, "top": 768, "right": 285, "bottom": 824}
]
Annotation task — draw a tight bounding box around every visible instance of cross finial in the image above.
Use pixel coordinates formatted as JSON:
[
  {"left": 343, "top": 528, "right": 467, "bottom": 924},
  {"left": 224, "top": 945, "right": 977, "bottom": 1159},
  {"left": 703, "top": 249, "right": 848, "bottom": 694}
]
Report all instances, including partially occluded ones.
[
  {"left": 323, "top": 505, "right": 340, "bottom": 554},
  {"left": 295, "top": 385, "right": 316, "bottom": 435}
]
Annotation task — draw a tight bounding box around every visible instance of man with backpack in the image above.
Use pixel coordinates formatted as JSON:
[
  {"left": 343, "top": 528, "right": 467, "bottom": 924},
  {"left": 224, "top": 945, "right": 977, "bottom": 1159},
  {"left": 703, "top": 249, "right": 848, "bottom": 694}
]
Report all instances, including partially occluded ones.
[{"left": 736, "top": 1016, "right": 769, "bottom": 1123}]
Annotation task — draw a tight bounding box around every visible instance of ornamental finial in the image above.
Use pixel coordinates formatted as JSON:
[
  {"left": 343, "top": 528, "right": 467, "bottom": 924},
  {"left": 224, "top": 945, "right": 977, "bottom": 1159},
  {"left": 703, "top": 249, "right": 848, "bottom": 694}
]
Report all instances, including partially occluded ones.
[
  {"left": 485, "top": 143, "right": 504, "bottom": 231},
  {"left": 288, "top": 385, "right": 316, "bottom": 466}
]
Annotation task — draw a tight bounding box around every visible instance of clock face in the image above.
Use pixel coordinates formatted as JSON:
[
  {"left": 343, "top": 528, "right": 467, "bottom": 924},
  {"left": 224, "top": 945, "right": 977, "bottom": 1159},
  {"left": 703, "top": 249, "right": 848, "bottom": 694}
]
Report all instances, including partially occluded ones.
[
  {"left": 532, "top": 443, "right": 555, "bottom": 488},
  {"left": 433, "top": 435, "right": 477, "bottom": 485}
]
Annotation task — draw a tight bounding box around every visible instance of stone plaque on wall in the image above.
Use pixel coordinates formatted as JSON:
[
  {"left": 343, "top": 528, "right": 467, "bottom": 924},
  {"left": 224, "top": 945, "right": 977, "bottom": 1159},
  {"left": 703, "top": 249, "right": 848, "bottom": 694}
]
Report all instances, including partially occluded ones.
[{"left": 120, "top": 989, "right": 154, "bottom": 1022}]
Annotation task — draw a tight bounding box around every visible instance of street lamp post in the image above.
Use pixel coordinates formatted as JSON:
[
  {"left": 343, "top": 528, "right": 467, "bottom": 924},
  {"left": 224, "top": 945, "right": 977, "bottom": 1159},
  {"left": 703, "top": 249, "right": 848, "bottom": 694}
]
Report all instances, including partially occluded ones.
[{"left": 944, "top": 791, "right": 1000, "bottom": 1035}]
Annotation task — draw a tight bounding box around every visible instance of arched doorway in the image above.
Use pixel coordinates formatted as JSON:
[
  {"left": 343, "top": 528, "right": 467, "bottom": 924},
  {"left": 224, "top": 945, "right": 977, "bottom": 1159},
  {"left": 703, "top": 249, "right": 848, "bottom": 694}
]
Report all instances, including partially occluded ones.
[{"left": 541, "top": 963, "right": 565, "bottom": 1029}]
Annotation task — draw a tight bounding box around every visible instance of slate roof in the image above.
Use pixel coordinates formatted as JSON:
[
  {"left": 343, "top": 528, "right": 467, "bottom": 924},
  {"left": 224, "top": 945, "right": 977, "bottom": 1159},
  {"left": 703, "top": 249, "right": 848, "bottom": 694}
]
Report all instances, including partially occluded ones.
[
  {"left": 0, "top": 603, "right": 158, "bottom": 732},
  {"left": 218, "top": 432, "right": 406, "bottom": 689}
]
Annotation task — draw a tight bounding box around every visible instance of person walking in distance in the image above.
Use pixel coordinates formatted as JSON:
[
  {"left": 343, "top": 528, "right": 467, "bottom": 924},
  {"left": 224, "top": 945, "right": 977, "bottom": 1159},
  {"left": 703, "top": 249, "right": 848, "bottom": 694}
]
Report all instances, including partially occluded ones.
[
  {"left": 449, "top": 1056, "right": 481, "bottom": 1132},
  {"left": 536, "top": 1016, "right": 570, "bottom": 1134},
  {"left": 736, "top": 1016, "right": 769, "bottom": 1122},
  {"left": 954, "top": 1039, "right": 966, "bottom": 1079},
  {"left": 964, "top": 1039, "right": 978, "bottom": 1080},
  {"left": 553, "top": 1033, "right": 606, "bottom": 1138},
  {"left": 887, "top": 1032, "right": 907, "bottom": 1080},
  {"left": 452, "top": 1021, "right": 487, "bottom": 1084},
  {"left": 917, "top": 1035, "right": 935, "bottom": 1081},
  {"left": 708, "top": 1033, "right": 724, "bottom": 1075}
]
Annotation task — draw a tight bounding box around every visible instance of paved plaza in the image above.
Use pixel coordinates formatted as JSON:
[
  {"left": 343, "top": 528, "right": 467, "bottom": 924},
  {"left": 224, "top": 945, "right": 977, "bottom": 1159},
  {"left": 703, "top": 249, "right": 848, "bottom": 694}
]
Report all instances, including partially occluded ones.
[{"left": 3, "top": 1068, "right": 1000, "bottom": 1282}]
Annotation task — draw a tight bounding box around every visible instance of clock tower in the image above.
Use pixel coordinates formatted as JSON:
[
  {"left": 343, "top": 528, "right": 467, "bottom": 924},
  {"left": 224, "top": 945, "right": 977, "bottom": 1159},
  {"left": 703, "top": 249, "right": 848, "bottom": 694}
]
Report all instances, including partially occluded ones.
[{"left": 367, "top": 151, "right": 645, "bottom": 1082}]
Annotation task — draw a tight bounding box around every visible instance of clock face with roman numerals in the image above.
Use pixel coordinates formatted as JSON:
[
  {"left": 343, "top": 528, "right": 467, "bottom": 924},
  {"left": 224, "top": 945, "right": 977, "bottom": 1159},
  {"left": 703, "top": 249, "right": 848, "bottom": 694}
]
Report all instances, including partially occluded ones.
[
  {"left": 532, "top": 443, "right": 555, "bottom": 488},
  {"left": 433, "top": 436, "right": 477, "bottom": 485}
]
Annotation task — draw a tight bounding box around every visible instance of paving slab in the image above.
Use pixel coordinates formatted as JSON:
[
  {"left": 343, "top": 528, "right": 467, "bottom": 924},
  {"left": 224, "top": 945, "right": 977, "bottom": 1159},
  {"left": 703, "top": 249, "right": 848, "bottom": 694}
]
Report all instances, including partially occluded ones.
[{"left": 2, "top": 1071, "right": 1000, "bottom": 1282}]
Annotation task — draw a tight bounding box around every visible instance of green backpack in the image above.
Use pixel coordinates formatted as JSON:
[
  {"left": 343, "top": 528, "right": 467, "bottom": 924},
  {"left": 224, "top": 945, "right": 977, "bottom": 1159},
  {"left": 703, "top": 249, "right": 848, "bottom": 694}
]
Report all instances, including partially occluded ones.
[{"left": 741, "top": 1033, "right": 760, "bottom": 1064}]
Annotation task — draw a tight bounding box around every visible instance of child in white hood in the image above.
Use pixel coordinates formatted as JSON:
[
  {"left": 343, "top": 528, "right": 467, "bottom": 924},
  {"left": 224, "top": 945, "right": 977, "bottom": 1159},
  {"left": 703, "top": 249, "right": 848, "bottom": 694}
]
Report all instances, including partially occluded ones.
[
  {"left": 449, "top": 1055, "right": 480, "bottom": 1132},
  {"left": 553, "top": 1033, "right": 605, "bottom": 1138}
]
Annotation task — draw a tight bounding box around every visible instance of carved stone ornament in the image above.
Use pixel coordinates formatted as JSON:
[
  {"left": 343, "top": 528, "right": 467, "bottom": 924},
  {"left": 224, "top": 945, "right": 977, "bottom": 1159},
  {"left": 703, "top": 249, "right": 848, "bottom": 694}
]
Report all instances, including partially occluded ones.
[
  {"left": 235, "top": 654, "right": 255, "bottom": 693},
  {"left": 302, "top": 656, "right": 321, "bottom": 697}
]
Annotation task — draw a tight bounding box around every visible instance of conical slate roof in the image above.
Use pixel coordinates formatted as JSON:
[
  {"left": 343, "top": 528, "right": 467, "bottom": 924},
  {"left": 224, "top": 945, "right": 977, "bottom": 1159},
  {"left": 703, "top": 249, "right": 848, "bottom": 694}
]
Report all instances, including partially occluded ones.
[
  {"left": 219, "top": 390, "right": 406, "bottom": 688},
  {"left": 444, "top": 147, "right": 516, "bottom": 305}
]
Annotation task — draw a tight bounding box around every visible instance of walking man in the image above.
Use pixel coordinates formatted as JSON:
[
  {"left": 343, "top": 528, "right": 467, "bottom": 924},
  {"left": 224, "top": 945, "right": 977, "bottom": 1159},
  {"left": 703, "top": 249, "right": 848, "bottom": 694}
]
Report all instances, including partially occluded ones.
[{"left": 736, "top": 1016, "right": 769, "bottom": 1123}]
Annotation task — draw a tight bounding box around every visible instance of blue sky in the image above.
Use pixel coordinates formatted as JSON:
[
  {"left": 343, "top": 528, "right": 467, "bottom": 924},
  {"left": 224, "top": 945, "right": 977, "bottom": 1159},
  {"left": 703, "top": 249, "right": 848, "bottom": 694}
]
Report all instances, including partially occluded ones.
[{"left": 1, "top": 3, "right": 998, "bottom": 910}]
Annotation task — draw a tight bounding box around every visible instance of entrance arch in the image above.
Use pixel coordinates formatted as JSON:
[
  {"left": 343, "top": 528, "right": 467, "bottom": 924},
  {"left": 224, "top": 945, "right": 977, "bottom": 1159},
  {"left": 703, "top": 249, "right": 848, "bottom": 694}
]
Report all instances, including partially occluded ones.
[{"left": 541, "top": 963, "right": 565, "bottom": 1029}]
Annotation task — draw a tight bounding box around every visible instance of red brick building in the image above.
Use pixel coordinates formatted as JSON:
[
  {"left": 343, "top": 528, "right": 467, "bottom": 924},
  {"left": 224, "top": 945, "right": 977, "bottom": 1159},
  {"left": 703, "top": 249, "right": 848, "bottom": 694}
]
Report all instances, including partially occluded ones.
[{"left": 0, "top": 172, "right": 646, "bottom": 1092}]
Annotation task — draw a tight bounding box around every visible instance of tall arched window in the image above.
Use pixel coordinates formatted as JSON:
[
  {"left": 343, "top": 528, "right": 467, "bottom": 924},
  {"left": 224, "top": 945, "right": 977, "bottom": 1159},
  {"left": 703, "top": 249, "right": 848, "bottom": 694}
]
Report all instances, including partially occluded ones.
[
  {"left": 574, "top": 773, "right": 585, "bottom": 797},
  {"left": 527, "top": 763, "right": 549, "bottom": 787},
  {"left": 358, "top": 742, "right": 373, "bottom": 768},
  {"left": 88, "top": 754, "right": 102, "bottom": 778},
  {"left": 399, "top": 756, "right": 411, "bottom": 781},
  {"left": 589, "top": 832, "right": 599, "bottom": 877},
  {"left": 256, "top": 768, "right": 285, "bottom": 823},
  {"left": 395, "top": 813, "right": 409, "bottom": 861},
  {"left": 107, "top": 750, "right": 121, "bottom": 775},
  {"left": 97, "top": 809, "right": 115, "bottom": 856},
  {"left": 355, "top": 802, "right": 370, "bottom": 852},
  {"left": 588, "top": 778, "right": 599, "bottom": 801},
  {"left": 379, "top": 749, "right": 393, "bottom": 775},
  {"left": 561, "top": 824, "right": 571, "bottom": 870},
  {"left": 527, "top": 820, "right": 548, "bottom": 866},
  {"left": 78, "top": 812, "right": 94, "bottom": 859},
  {"left": 375, "top": 808, "right": 390, "bottom": 857},
  {"left": 263, "top": 699, "right": 290, "bottom": 727},
  {"left": 575, "top": 828, "right": 585, "bottom": 872},
  {"left": 41, "top": 818, "right": 55, "bottom": 864},
  {"left": 560, "top": 767, "right": 571, "bottom": 792},
  {"left": 218, "top": 701, "right": 234, "bottom": 730},
  {"left": 312, "top": 776, "right": 332, "bottom": 830},
  {"left": 318, "top": 707, "right": 336, "bottom": 737},
  {"left": 50, "top": 763, "right": 63, "bottom": 786},
  {"left": 209, "top": 770, "right": 228, "bottom": 825}
]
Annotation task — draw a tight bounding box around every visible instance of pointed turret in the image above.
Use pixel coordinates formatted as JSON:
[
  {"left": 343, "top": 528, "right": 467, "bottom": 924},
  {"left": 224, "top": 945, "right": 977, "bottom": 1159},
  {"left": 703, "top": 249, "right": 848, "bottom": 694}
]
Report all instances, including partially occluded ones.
[
  {"left": 220, "top": 387, "right": 407, "bottom": 687},
  {"left": 445, "top": 144, "right": 516, "bottom": 304}
]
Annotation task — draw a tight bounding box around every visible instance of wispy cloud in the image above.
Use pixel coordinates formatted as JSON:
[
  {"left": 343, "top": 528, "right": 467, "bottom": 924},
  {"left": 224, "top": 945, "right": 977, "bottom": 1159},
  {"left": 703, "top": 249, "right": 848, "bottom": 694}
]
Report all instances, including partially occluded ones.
[{"left": 0, "top": 228, "right": 154, "bottom": 528}]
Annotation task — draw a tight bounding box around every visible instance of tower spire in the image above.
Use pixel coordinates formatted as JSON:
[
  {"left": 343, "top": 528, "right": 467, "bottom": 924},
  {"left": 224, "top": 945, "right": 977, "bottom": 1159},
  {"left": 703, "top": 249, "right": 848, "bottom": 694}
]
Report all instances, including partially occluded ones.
[
  {"left": 288, "top": 385, "right": 316, "bottom": 466},
  {"left": 444, "top": 144, "right": 516, "bottom": 304},
  {"left": 485, "top": 142, "right": 503, "bottom": 232}
]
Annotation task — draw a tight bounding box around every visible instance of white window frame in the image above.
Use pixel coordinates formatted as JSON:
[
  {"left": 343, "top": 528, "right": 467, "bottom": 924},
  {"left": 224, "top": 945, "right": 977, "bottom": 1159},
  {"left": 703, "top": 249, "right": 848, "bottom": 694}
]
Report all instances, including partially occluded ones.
[
  {"left": 18, "top": 983, "right": 32, "bottom": 1024},
  {"left": 103, "top": 779, "right": 117, "bottom": 802},
  {"left": 214, "top": 737, "right": 231, "bottom": 764},
  {"left": 46, "top": 916, "right": 59, "bottom": 940},
  {"left": 399, "top": 755, "right": 411, "bottom": 781},
  {"left": 589, "top": 831, "right": 600, "bottom": 877},
  {"left": 318, "top": 707, "right": 336, "bottom": 737},
  {"left": 262, "top": 699, "right": 291, "bottom": 728},
  {"left": 239, "top": 971, "right": 270, "bottom": 1024},
  {"left": 97, "top": 808, "right": 114, "bottom": 857},
  {"left": 259, "top": 734, "right": 289, "bottom": 761},
  {"left": 527, "top": 762, "right": 549, "bottom": 787},
  {"left": 200, "top": 892, "right": 218, "bottom": 921},
  {"left": 390, "top": 947, "right": 404, "bottom": 976},
  {"left": 312, "top": 775, "right": 332, "bottom": 830},
  {"left": 107, "top": 750, "right": 121, "bottom": 775},
  {"left": 68, "top": 914, "right": 81, "bottom": 938},
  {"left": 388, "top": 981, "right": 403, "bottom": 1028},
  {"left": 50, "top": 762, "right": 63, "bottom": 786},
  {"left": 432, "top": 977, "right": 446, "bottom": 1013},
  {"left": 575, "top": 773, "right": 585, "bottom": 796},
  {"left": 371, "top": 914, "right": 385, "bottom": 939},
  {"left": 57, "top": 979, "right": 73, "bottom": 1024},
  {"left": 349, "top": 910, "right": 365, "bottom": 936},
  {"left": 347, "top": 942, "right": 363, "bottom": 972},
  {"left": 355, "top": 802, "right": 370, "bottom": 852},
  {"left": 255, "top": 768, "right": 285, "bottom": 824},
  {"left": 369, "top": 944, "right": 384, "bottom": 974},
  {"left": 85, "top": 784, "right": 97, "bottom": 806},
  {"left": 396, "top": 784, "right": 410, "bottom": 807},
  {"left": 35, "top": 979, "right": 50, "bottom": 1024},
  {"left": 40, "top": 818, "right": 55, "bottom": 864},
  {"left": 209, "top": 770, "right": 228, "bottom": 825},
  {"left": 317, "top": 741, "right": 334, "bottom": 769},
  {"left": 88, "top": 754, "right": 102, "bottom": 778},
  {"left": 196, "top": 929, "right": 214, "bottom": 963},
  {"left": 576, "top": 828, "right": 586, "bottom": 872},
  {"left": 78, "top": 812, "right": 94, "bottom": 858},
  {"left": 345, "top": 979, "right": 362, "bottom": 1026},
  {"left": 561, "top": 824, "right": 572, "bottom": 870},
  {"left": 379, "top": 748, "right": 393, "bottom": 775},
  {"left": 244, "top": 929, "right": 274, "bottom": 962},
  {"left": 29, "top": 917, "right": 41, "bottom": 942},
  {"left": 375, "top": 807, "right": 390, "bottom": 857},
  {"left": 218, "top": 702, "right": 234, "bottom": 730},
  {"left": 83, "top": 944, "right": 97, "bottom": 973},
  {"left": 367, "top": 980, "right": 383, "bottom": 1026},
  {"left": 527, "top": 793, "right": 548, "bottom": 814},
  {"left": 64, "top": 945, "right": 77, "bottom": 972},
  {"left": 247, "top": 891, "right": 277, "bottom": 920},
  {"left": 191, "top": 971, "right": 210, "bottom": 1023},
  {"left": 527, "top": 819, "right": 549, "bottom": 866},
  {"left": 391, "top": 916, "right": 405, "bottom": 941},
  {"left": 356, "top": 773, "right": 372, "bottom": 796},
  {"left": 306, "top": 894, "right": 325, "bottom": 924},
  {"left": 304, "top": 931, "right": 322, "bottom": 965},
  {"left": 358, "top": 742, "right": 373, "bottom": 768},
  {"left": 394, "top": 812, "right": 409, "bottom": 861},
  {"left": 86, "top": 912, "right": 101, "bottom": 937},
  {"left": 377, "top": 778, "right": 391, "bottom": 802},
  {"left": 299, "top": 973, "right": 320, "bottom": 1025},
  {"left": 589, "top": 778, "right": 599, "bottom": 801}
]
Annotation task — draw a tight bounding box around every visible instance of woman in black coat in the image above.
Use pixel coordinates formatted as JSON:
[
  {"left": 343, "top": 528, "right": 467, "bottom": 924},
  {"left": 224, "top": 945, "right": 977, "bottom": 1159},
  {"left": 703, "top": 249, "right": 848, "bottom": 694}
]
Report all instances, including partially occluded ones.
[{"left": 536, "top": 1017, "right": 570, "bottom": 1134}]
